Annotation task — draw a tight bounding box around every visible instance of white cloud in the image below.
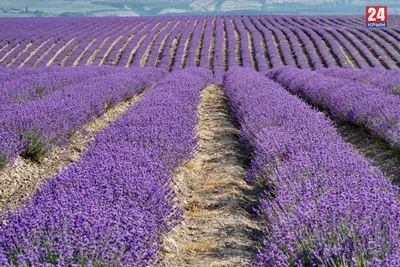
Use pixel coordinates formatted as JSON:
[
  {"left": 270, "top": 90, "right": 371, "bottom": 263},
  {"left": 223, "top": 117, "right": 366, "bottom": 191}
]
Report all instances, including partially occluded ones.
[
  {"left": 190, "top": 0, "right": 217, "bottom": 12},
  {"left": 220, "top": 0, "right": 263, "bottom": 11}
]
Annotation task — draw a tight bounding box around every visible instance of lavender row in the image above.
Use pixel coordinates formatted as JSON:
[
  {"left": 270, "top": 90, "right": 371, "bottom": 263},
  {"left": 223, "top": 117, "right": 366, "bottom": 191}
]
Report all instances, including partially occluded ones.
[
  {"left": 241, "top": 16, "right": 270, "bottom": 71},
  {"left": 92, "top": 22, "right": 139, "bottom": 66},
  {"left": 212, "top": 16, "right": 224, "bottom": 83},
  {"left": 326, "top": 24, "right": 400, "bottom": 69},
  {"left": 130, "top": 19, "right": 169, "bottom": 67},
  {"left": 321, "top": 17, "right": 400, "bottom": 64},
  {"left": 233, "top": 16, "right": 253, "bottom": 69},
  {"left": 0, "top": 67, "right": 166, "bottom": 168},
  {"left": 280, "top": 17, "right": 333, "bottom": 68},
  {"left": 0, "top": 66, "right": 116, "bottom": 105},
  {"left": 337, "top": 28, "right": 391, "bottom": 69},
  {"left": 268, "top": 67, "right": 400, "bottom": 147},
  {"left": 184, "top": 18, "right": 204, "bottom": 68},
  {"left": 103, "top": 22, "right": 148, "bottom": 67},
  {"left": 224, "top": 17, "right": 239, "bottom": 68},
  {"left": 169, "top": 19, "right": 190, "bottom": 70},
  {"left": 302, "top": 18, "right": 369, "bottom": 69},
  {"left": 316, "top": 67, "right": 400, "bottom": 95},
  {"left": 78, "top": 19, "right": 131, "bottom": 66},
  {"left": 0, "top": 68, "right": 212, "bottom": 266},
  {"left": 65, "top": 22, "right": 117, "bottom": 66},
  {"left": 224, "top": 67, "right": 400, "bottom": 266}
]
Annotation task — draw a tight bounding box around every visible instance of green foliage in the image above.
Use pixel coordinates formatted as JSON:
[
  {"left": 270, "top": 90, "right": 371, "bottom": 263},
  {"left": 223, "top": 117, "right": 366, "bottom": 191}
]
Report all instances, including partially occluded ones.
[
  {"left": 0, "top": 153, "right": 5, "bottom": 170},
  {"left": 34, "top": 87, "right": 46, "bottom": 98},
  {"left": 12, "top": 95, "right": 26, "bottom": 104},
  {"left": 20, "top": 130, "right": 48, "bottom": 161},
  {"left": 392, "top": 86, "right": 400, "bottom": 96}
]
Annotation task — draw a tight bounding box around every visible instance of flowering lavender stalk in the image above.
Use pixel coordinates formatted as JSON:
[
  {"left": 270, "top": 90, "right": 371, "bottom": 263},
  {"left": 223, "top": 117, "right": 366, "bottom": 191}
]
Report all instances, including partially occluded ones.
[
  {"left": 0, "top": 67, "right": 212, "bottom": 266},
  {"left": 224, "top": 67, "right": 400, "bottom": 266}
]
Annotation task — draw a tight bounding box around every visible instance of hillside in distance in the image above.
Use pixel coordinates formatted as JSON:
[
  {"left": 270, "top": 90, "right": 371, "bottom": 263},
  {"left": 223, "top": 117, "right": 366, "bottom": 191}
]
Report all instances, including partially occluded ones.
[{"left": 1, "top": 0, "right": 400, "bottom": 17}]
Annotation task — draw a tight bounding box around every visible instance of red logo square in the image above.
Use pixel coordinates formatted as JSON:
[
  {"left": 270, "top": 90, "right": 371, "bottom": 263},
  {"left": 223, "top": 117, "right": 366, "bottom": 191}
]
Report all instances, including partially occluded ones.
[{"left": 366, "top": 6, "right": 388, "bottom": 23}]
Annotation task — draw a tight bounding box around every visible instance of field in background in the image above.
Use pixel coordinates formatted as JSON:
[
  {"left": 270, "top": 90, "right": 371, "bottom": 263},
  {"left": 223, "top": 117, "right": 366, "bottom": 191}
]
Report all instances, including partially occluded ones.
[{"left": 0, "top": 15, "right": 400, "bottom": 83}]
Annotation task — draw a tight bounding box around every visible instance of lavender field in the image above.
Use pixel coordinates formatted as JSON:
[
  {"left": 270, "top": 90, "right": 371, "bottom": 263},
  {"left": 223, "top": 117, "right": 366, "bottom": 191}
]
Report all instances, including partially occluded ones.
[{"left": 0, "top": 15, "right": 400, "bottom": 267}]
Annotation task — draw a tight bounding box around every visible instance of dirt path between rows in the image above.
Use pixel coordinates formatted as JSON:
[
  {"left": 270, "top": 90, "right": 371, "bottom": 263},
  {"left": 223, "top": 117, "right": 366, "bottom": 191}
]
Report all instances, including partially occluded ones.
[
  {"left": 335, "top": 121, "right": 400, "bottom": 185},
  {"left": 162, "top": 84, "right": 261, "bottom": 267},
  {"left": 0, "top": 88, "right": 149, "bottom": 213}
]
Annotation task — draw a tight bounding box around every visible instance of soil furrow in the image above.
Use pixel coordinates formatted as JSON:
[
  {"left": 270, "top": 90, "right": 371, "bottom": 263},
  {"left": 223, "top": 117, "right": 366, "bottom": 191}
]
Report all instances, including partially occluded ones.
[
  {"left": 208, "top": 17, "right": 216, "bottom": 72},
  {"left": 181, "top": 20, "right": 198, "bottom": 69},
  {"left": 241, "top": 19, "right": 259, "bottom": 71},
  {"left": 230, "top": 19, "right": 243, "bottom": 66},
  {"left": 195, "top": 19, "right": 207, "bottom": 67},
  {"left": 162, "top": 84, "right": 261, "bottom": 267},
  {"left": 334, "top": 121, "right": 400, "bottom": 185},
  {"left": 222, "top": 18, "right": 228, "bottom": 71}
]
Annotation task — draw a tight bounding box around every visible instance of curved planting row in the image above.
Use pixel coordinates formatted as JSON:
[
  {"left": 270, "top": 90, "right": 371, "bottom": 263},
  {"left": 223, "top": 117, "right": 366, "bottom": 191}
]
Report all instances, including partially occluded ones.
[
  {"left": 0, "top": 67, "right": 212, "bottom": 266},
  {"left": 224, "top": 67, "right": 400, "bottom": 266},
  {"left": 316, "top": 67, "right": 400, "bottom": 95},
  {"left": 0, "top": 67, "right": 166, "bottom": 169},
  {"left": 268, "top": 67, "right": 400, "bottom": 148}
]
